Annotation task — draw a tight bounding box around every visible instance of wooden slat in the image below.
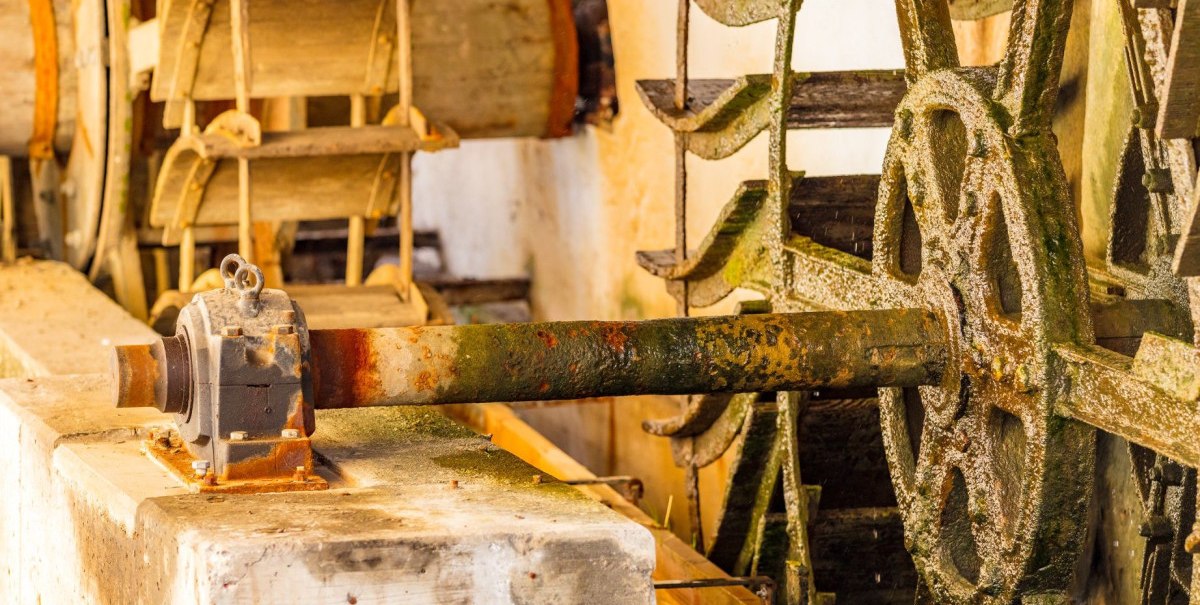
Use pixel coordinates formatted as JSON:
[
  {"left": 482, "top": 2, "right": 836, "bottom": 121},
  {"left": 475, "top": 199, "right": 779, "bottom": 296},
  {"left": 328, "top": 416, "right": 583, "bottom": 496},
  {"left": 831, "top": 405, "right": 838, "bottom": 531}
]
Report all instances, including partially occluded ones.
[
  {"left": 424, "top": 277, "right": 531, "bottom": 306},
  {"left": 151, "top": 153, "right": 405, "bottom": 232},
  {"left": 287, "top": 283, "right": 426, "bottom": 329},
  {"left": 181, "top": 123, "right": 458, "bottom": 160},
  {"left": 809, "top": 507, "right": 916, "bottom": 603},
  {"left": 692, "top": 0, "right": 798, "bottom": 27},
  {"left": 1173, "top": 170, "right": 1200, "bottom": 275},
  {"left": 442, "top": 402, "right": 761, "bottom": 605},
  {"left": 1156, "top": 0, "right": 1200, "bottom": 138},
  {"left": 637, "top": 180, "right": 770, "bottom": 280},
  {"left": 638, "top": 70, "right": 905, "bottom": 133},
  {"left": 789, "top": 175, "right": 879, "bottom": 261}
]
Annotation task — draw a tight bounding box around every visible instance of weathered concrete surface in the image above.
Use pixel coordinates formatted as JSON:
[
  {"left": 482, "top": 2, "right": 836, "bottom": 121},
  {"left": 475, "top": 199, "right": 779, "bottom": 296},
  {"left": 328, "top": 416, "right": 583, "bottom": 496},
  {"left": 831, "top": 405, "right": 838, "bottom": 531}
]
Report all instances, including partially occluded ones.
[
  {"left": 0, "top": 261, "right": 656, "bottom": 603},
  {"left": 1, "top": 374, "right": 655, "bottom": 603},
  {"left": 0, "top": 260, "right": 158, "bottom": 377}
]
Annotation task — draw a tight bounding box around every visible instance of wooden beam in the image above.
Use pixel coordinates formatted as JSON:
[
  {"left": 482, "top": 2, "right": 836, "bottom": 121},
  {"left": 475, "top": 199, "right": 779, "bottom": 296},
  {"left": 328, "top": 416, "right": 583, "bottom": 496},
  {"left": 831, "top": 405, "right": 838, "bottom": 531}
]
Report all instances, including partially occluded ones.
[
  {"left": 1156, "top": 0, "right": 1200, "bottom": 138},
  {"left": 443, "top": 402, "right": 761, "bottom": 605}
]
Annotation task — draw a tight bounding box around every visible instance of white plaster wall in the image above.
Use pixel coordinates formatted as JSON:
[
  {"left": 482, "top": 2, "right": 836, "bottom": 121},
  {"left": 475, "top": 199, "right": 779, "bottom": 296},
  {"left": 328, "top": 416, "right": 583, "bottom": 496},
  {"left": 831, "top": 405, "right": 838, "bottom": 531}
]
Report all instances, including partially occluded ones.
[{"left": 414, "top": 0, "right": 905, "bottom": 323}]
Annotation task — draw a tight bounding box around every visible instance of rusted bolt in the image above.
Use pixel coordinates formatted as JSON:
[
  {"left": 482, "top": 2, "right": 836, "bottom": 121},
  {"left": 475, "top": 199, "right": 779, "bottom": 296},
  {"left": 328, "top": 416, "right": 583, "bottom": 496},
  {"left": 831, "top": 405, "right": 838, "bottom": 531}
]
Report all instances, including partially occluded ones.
[
  {"left": 229, "top": 431, "right": 248, "bottom": 441},
  {"left": 281, "top": 428, "right": 301, "bottom": 439},
  {"left": 1131, "top": 107, "right": 1155, "bottom": 129},
  {"left": 191, "top": 460, "right": 210, "bottom": 478},
  {"left": 897, "top": 109, "right": 913, "bottom": 140},
  {"left": 909, "top": 177, "right": 925, "bottom": 207},
  {"left": 1152, "top": 463, "right": 1184, "bottom": 486},
  {"left": 990, "top": 357, "right": 1006, "bottom": 381},
  {"left": 954, "top": 428, "right": 971, "bottom": 452},
  {"left": 532, "top": 474, "right": 543, "bottom": 485},
  {"left": 274, "top": 325, "right": 295, "bottom": 335},
  {"left": 968, "top": 131, "right": 986, "bottom": 157},
  {"left": 282, "top": 310, "right": 297, "bottom": 323},
  {"left": 1142, "top": 169, "right": 1174, "bottom": 193},
  {"left": 1139, "top": 515, "right": 1173, "bottom": 539},
  {"left": 203, "top": 468, "right": 218, "bottom": 487},
  {"left": 963, "top": 192, "right": 978, "bottom": 216},
  {"left": 222, "top": 326, "right": 243, "bottom": 337},
  {"left": 449, "top": 479, "right": 459, "bottom": 489},
  {"left": 1014, "top": 365, "right": 1034, "bottom": 392},
  {"left": 293, "top": 466, "right": 307, "bottom": 482},
  {"left": 153, "top": 432, "right": 173, "bottom": 449}
]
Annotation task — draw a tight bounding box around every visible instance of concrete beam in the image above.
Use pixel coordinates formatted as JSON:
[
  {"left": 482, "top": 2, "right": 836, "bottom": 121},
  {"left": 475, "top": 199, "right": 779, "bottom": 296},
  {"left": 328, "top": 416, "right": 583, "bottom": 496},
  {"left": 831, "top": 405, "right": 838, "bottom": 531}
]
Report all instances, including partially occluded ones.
[{"left": 0, "top": 262, "right": 655, "bottom": 603}]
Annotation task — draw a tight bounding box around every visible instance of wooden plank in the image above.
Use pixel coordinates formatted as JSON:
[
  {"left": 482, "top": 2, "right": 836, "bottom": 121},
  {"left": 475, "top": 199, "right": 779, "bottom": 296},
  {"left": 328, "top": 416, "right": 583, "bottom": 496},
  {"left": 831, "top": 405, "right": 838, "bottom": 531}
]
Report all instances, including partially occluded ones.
[
  {"left": 443, "top": 402, "right": 762, "bottom": 605},
  {"left": 151, "top": 153, "right": 406, "bottom": 233},
  {"left": 638, "top": 70, "right": 906, "bottom": 133},
  {"left": 179, "top": 123, "right": 458, "bottom": 160},
  {"left": 424, "top": 277, "right": 531, "bottom": 306},
  {"left": 789, "top": 175, "right": 879, "bottom": 261},
  {"left": 1156, "top": 0, "right": 1200, "bottom": 138},
  {"left": 285, "top": 283, "right": 426, "bottom": 329},
  {"left": 0, "top": 156, "right": 13, "bottom": 262},
  {"left": 1171, "top": 172, "right": 1200, "bottom": 274}
]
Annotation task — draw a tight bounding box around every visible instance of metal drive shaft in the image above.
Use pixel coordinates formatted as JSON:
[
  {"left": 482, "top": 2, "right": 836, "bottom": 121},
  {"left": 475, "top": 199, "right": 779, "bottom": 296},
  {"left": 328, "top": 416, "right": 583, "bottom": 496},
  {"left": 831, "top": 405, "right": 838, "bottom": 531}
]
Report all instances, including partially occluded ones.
[
  {"left": 307, "top": 308, "right": 947, "bottom": 408},
  {"left": 114, "top": 309, "right": 947, "bottom": 412}
]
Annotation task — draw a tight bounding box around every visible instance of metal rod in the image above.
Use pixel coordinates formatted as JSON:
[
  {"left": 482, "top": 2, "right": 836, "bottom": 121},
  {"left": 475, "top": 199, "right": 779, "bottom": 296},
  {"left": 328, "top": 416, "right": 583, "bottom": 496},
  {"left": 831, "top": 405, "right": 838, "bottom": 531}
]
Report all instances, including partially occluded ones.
[
  {"left": 654, "top": 576, "right": 776, "bottom": 605},
  {"left": 305, "top": 308, "right": 947, "bottom": 409}
]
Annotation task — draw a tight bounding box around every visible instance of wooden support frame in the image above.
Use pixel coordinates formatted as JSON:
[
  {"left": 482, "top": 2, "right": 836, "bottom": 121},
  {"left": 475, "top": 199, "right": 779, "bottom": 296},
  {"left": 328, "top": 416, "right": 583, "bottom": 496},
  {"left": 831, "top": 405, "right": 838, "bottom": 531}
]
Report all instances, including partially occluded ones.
[
  {"left": 0, "top": 156, "right": 13, "bottom": 263},
  {"left": 443, "top": 402, "right": 762, "bottom": 605},
  {"left": 395, "top": 0, "right": 414, "bottom": 301}
]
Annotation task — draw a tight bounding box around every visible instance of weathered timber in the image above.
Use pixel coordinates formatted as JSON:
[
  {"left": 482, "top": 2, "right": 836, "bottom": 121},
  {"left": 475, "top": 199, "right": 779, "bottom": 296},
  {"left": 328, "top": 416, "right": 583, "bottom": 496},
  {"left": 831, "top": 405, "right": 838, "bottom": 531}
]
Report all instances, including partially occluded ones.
[
  {"left": 424, "top": 277, "right": 532, "bottom": 306},
  {"left": 1155, "top": 0, "right": 1200, "bottom": 139},
  {"left": 152, "top": 0, "right": 578, "bottom": 138},
  {"left": 809, "top": 507, "right": 917, "bottom": 603},
  {"left": 637, "top": 70, "right": 906, "bottom": 160},
  {"left": 789, "top": 175, "right": 879, "bottom": 261}
]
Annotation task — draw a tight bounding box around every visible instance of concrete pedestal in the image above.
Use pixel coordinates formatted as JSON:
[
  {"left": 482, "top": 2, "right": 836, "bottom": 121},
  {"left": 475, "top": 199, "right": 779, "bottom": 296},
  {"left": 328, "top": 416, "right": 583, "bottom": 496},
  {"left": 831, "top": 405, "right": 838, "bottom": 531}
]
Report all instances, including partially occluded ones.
[{"left": 0, "top": 262, "right": 655, "bottom": 603}]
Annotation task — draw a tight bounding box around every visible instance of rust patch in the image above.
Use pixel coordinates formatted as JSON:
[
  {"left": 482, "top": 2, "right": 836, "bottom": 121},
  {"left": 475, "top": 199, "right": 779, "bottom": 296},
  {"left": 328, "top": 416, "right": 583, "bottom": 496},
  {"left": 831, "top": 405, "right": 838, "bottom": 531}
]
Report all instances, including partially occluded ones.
[
  {"left": 536, "top": 329, "right": 559, "bottom": 348},
  {"left": 414, "top": 370, "right": 438, "bottom": 392},
  {"left": 545, "top": 0, "right": 580, "bottom": 138},
  {"left": 310, "top": 329, "right": 384, "bottom": 409},
  {"left": 145, "top": 438, "right": 327, "bottom": 495},
  {"left": 600, "top": 323, "right": 630, "bottom": 354}
]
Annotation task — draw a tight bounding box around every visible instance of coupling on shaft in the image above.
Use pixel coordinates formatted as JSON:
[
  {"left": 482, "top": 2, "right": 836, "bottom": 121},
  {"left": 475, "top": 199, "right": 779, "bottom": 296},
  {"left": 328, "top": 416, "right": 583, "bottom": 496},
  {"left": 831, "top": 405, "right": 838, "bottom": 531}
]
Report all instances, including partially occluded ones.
[{"left": 111, "top": 334, "right": 191, "bottom": 413}]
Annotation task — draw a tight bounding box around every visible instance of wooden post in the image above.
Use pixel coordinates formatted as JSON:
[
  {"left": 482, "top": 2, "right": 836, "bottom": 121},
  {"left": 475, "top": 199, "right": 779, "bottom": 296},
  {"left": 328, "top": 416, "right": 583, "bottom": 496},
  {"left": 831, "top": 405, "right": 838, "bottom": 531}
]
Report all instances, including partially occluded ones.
[
  {"left": 230, "top": 0, "right": 254, "bottom": 262},
  {"left": 347, "top": 94, "right": 368, "bottom": 287},
  {"left": 395, "top": 0, "right": 413, "bottom": 300},
  {"left": 152, "top": 248, "right": 170, "bottom": 297},
  {"left": 179, "top": 225, "right": 196, "bottom": 289},
  {"left": 0, "top": 156, "right": 13, "bottom": 263}
]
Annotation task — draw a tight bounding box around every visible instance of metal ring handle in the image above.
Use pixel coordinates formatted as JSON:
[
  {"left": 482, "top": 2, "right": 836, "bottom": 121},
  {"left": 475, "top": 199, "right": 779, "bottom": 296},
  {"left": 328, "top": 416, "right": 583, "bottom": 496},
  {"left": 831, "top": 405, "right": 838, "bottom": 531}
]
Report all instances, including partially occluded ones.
[
  {"left": 233, "top": 264, "right": 264, "bottom": 300},
  {"left": 220, "top": 254, "right": 245, "bottom": 290}
]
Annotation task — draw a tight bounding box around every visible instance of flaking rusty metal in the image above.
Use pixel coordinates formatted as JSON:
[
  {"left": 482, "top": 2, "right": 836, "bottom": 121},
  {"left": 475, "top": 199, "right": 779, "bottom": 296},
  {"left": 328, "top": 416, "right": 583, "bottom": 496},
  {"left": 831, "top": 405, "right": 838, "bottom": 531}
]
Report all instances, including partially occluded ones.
[{"left": 306, "top": 308, "right": 947, "bottom": 408}]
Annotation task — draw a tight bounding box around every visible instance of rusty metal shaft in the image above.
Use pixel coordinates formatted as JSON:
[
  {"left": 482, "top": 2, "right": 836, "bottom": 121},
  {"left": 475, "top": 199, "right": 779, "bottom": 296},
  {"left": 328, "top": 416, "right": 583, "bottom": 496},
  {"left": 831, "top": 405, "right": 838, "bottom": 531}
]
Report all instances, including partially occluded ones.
[{"left": 307, "top": 308, "right": 947, "bottom": 408}]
